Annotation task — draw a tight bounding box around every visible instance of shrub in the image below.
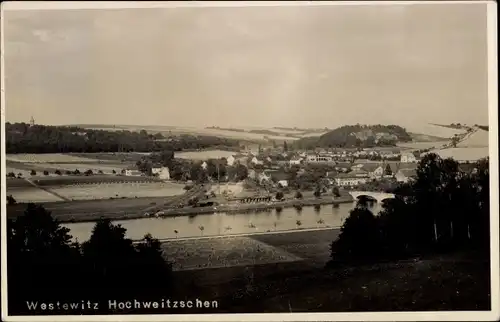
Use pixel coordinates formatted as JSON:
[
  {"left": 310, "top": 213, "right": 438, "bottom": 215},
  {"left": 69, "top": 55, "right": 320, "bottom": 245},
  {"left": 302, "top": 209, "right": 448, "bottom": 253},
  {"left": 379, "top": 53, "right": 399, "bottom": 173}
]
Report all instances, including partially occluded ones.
[
  {"left": 43, "top": 170, "right": 49, "bottom": 176},
  {"left": 275, "top": 191, "right": 284, "bottom": 201},
  {"left": 7, "top": 172, "right": 16, "bottom": 178},
  {"left": 30, "top": 170, "right": 37, "bottom": 176},
  {"left": 295, "top": 191, "right": 303, "bottom": 199},
  {"left": 54, "top": 170, "right": 62, "bottom": 175}
]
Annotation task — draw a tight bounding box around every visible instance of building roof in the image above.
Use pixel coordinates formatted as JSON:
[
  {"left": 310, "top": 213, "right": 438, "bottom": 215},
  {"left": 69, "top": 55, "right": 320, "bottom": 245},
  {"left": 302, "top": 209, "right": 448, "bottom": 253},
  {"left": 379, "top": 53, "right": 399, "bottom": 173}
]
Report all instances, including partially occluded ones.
[
  {"left": 336, "top": 173, "right": 369, "bottom": 179},
  {"left": 361, "top": 163, "right": 383, "bottom": 172}
]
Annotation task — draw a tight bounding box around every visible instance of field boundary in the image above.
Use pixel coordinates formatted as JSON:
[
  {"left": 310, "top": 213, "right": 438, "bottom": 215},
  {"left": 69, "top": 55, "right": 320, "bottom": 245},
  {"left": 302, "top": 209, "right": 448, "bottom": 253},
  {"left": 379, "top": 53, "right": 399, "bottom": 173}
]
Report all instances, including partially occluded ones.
[{"left": 132, "top": 227, "right": 341, "bottom": 244}]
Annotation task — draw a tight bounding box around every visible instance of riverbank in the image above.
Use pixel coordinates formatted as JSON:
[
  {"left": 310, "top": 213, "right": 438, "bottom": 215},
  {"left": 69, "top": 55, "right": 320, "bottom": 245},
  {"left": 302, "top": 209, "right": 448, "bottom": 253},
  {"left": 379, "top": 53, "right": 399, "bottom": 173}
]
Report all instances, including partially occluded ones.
[{"left": 7, "top": 195, "right": 354, "bottom": 224}]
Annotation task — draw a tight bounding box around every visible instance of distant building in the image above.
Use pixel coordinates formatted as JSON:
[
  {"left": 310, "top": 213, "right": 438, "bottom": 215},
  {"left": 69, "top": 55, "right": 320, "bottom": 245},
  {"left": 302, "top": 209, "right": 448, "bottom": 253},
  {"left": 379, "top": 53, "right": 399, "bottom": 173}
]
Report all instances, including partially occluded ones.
[
  {"left": 395, "top": 169, "right": 417, "bottom": 183},
  {"left": 289, "top": 157, "right": 303, "bottom": 166},
  {"left": 29, "top": 116, "right": 35, "bottom": 127},
  {"left": 401, "top": 152, "right": 417, "bottom": 163},
  {"left": 226, "top": 155, "right": 236, "bottom": 166},
  {"left": 124, "top": 166, "right": 142, "bottom": 177},
  {"left": 201, "top": 161, "right": 208, "bottom": 170},
  {"left": 152, "top": 166, "right": 170, "bottom": 180},
  {"left": 250, "top": 156, "right": 265, "bottom": 166},
  {"left": 335, "top": 173, "right": 369, "bottom": 187},
  {"left": 269, "top": 171, "right": 291, "bottom": 187},
  {"left": 360, "top": 164, "right": 386, "bottom": 179},
  {"left": 305, "top": 154, "right": 335, "bottom": 164}
]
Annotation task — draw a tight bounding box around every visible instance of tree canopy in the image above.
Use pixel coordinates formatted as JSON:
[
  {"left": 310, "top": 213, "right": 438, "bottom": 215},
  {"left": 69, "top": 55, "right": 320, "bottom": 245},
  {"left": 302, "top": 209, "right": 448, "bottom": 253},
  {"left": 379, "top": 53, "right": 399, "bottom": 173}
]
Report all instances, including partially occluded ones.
[
  {"left": 330, "top": 154, "right": 490, "bottom": 265},
  {"left": 6, "top": 122, "right": 239, "bottom": 153}
]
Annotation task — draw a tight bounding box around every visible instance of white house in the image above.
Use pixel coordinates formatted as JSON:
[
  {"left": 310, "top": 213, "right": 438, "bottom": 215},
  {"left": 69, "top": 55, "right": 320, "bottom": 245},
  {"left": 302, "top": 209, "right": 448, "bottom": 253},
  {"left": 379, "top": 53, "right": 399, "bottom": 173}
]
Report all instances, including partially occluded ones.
[
  {"left": 289, "top": 157, "right": 303, "bottom": 166},
  {"left": 226, "top": 155, "right": 236, "bottom": 166},
  {"left": 305, "top": 154, "right": 335, "bottom": 164},
  {"left": 152, "top": 166, "right": 170, "bottom": 180},
  {"left": 125, "top": 169, "right": 142, "bottom": 176},
  {"left": 401, "top": 153, "right": 417, "bottom": 163},
  {"left": 251, "top": 156, "right": 264, "bottom": 166},
  {"left": 335, "top": 173, "right": 369, "bottom": 187}
]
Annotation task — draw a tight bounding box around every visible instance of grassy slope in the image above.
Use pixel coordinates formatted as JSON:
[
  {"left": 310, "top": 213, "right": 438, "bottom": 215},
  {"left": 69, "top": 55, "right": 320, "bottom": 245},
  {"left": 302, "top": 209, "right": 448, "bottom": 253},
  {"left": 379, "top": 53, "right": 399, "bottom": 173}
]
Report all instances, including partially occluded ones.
[{"left": 174, "top": 252, "right": 490, "bottom": 313}]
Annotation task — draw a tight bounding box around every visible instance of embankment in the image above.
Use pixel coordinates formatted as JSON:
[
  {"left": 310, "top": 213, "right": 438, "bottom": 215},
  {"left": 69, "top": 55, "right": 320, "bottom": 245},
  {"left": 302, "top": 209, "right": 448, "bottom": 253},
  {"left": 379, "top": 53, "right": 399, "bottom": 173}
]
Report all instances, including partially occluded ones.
[{"left": 7, "top": 195, "right": 354, "bottom": 224}]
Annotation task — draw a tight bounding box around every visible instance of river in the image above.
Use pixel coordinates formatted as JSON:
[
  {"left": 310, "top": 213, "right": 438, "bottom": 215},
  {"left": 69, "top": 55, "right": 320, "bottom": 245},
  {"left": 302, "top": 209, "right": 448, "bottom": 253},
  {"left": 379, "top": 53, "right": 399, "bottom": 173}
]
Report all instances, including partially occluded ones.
[{"left": 63, "top": 201, "right": 383, "bottom": 242}]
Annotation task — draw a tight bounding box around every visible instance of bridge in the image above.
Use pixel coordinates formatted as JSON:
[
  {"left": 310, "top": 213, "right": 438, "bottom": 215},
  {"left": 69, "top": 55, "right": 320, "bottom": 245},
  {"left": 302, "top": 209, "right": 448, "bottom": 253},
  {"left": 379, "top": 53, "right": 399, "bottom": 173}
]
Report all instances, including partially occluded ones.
[{"left": 348, "top": 191, "right": 395, "bottom": 203}]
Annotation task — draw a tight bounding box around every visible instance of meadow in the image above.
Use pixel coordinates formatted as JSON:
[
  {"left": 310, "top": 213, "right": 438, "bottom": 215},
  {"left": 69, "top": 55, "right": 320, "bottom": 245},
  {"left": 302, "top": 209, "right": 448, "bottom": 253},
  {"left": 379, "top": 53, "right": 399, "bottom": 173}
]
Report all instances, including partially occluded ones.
[
  {"left": 456, "top": 128, "right": 489, "bottom": 147},
  {"left": 48, "top": 182, "right": 185, "bottom": 201},
  {"left": 7, "top": 187, "right": 65, "bottom": 203},
  {"left": 427, "top": 147, "right": 490, "bottom": 162},
  {"left": 404, "top": 123, "right": 467, "bottom": 139},
  {"left": 175, "top": 150, "right": 238, "bottom": 160},
  {"left": 6, "top": 153, "right": 103, "bottom": 163}
]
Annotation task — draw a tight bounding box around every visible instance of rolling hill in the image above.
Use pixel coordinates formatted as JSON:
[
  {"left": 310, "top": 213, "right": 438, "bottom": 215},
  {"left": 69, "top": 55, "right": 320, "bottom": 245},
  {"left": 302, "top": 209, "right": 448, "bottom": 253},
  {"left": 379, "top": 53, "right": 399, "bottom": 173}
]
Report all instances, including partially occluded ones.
[{"left": 292, "top": 125, "right": 413, "bottom": 149}]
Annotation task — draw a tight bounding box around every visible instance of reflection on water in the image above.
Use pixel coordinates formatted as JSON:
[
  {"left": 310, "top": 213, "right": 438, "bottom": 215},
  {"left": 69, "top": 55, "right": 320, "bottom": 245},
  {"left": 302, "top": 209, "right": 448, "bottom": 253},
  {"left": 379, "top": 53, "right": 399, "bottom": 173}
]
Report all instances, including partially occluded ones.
[{"left": 64, "top": 201, "right": 382, "bottom": 242}]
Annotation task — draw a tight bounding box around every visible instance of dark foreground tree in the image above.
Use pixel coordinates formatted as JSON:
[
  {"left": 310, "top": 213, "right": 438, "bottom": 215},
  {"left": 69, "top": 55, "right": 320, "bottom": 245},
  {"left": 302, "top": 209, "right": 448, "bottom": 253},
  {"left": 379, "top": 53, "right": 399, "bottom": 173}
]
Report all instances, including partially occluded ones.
[
  {"left": 330, "top": 208, "right": 381, "bottom": 263},
  {"left": 7, "top": 205, "right": 174, "bottom": 314}
]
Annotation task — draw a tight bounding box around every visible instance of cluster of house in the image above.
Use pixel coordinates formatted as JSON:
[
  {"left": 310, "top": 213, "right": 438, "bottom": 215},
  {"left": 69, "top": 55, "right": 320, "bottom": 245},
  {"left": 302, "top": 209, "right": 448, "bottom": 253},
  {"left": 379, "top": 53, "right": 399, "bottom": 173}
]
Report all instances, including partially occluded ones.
[
  {"left": 120, "top": 149, "right": 420, "bottom": 188},
  {"left": 247, "top": 161, "right": 420, "bottom": 188}
]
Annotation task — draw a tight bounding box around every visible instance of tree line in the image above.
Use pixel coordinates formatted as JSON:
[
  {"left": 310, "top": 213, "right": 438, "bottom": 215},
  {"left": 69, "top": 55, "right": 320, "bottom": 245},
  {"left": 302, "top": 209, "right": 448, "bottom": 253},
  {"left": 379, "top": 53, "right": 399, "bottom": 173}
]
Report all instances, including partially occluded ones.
[
  {"left": 5, "top": 122, "right": 240, "bottom": 154},
  {"left": 330, "top": 153, "right": 490, "bottom": 264}
]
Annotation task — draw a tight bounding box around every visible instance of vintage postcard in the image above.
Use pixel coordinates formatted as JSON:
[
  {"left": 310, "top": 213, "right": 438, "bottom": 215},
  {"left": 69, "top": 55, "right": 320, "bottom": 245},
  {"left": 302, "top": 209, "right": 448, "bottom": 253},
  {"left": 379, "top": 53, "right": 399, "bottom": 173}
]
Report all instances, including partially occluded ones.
[{"left": 1, "top": 1, "right": 498, "bottom": 321}]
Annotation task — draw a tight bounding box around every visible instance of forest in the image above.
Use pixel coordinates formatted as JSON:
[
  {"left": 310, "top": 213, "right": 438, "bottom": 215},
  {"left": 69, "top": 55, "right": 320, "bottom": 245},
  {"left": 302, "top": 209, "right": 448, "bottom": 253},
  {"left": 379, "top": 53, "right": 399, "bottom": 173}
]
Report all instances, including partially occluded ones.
[{"left": 5, "top": 122, "right": 241, "bottom": 154}]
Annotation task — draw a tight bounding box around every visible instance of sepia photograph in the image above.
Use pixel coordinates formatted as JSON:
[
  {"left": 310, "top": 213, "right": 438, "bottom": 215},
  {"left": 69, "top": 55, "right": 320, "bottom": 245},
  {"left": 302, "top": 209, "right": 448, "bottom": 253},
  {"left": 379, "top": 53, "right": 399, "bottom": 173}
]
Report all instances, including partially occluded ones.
[{"left": 1, "top": 1, "right": 498, "bottom": 321}]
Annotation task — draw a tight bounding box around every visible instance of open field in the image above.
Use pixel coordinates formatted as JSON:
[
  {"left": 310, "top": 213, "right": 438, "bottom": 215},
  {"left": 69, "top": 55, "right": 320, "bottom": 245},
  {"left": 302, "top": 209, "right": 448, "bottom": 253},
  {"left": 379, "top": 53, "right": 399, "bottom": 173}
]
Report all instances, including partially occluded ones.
[
  {"left": 6, "top": 175, "right": 163, "bottom": 188},
  {"left": 171, "top": 229, "right": 490, "bottom": 312},
  {"left": 427, "top": 147, "right": 490, "bottom": 162},
  {"left": 5, "top": 153, "right": 103, "bottom": 163},
  {"left": 397, "top": 140, "right": 449, "bottom": 150},
  {"left": 85, "top": 125, "right": 301, "bottom": 142},
  {"left": 456, "top": 128, "right": 489, "bottom": 148},
  {"left": 69, "top": 152, "right": 149, "bottom": 162},
  {"left": 45, "top": 182, "right": 185, "bottom": 201},
  {"left": 6, "top": 196, "right": 175, "bottom": 221},
  {"left": 175, "top": 150, "right": 237, "bottom": 160},
  {"left": 7, "top": 187, "right": 66, "bottom": 203},
  {"left": 162, "top": 235, "right": 305, "bottom": 271},
  {"left": 404, "top": 123, "right": 467, "bottom": 139}
]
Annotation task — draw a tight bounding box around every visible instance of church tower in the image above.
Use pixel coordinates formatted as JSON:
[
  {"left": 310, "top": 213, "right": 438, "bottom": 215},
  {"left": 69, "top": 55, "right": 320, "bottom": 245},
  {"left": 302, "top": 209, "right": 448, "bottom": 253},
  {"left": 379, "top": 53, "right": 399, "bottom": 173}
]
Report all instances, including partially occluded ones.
[{"left": 29, "top": 116, "right": 35, "bottom": 127}]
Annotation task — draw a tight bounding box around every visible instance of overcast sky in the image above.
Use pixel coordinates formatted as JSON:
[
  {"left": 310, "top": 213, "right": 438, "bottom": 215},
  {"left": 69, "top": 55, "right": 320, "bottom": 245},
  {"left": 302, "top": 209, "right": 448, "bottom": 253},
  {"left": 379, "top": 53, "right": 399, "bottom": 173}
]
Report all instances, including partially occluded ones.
[{"left": 3, "top": 3, "right": 490, "bottom": 129}]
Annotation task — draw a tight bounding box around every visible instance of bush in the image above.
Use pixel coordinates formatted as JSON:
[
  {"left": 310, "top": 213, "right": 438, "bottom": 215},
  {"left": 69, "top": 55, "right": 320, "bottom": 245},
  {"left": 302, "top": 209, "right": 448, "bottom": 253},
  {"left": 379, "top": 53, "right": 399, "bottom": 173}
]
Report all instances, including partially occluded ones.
[
  {"left": 295, "top": 191, "right": 303, "bottom": 199},
  {"left": 84, "top": 169, "right": 93, "bottom": 176},
  {"left": 65, "top": 170, "right": 72, "bottom": 175},
  {"left": 7, "top": 172, "right": 16, "bottom": 178},
  {"left": 54, "top": 170, "right": 62, "bottom": 175},
  {"left": 275, "top": 191, "right": 284, "bottom": 201},
  {"left": 98, "top": 170, "right": 104, "bottom": 174},
  {"left": 30, "top": 170, "right": 37, "bottom": 176},
  {"left": 43, "top": 170, "right": 49, "bottom": 176},
  {"left": 112, "top": 170, "right": 117, "bottom": 174},
  {"left": 313, "top": 189, "right": 321, "bottom": 198},
  {"left": 73, "top": 169, "right": 81, "bottom": 175}
]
